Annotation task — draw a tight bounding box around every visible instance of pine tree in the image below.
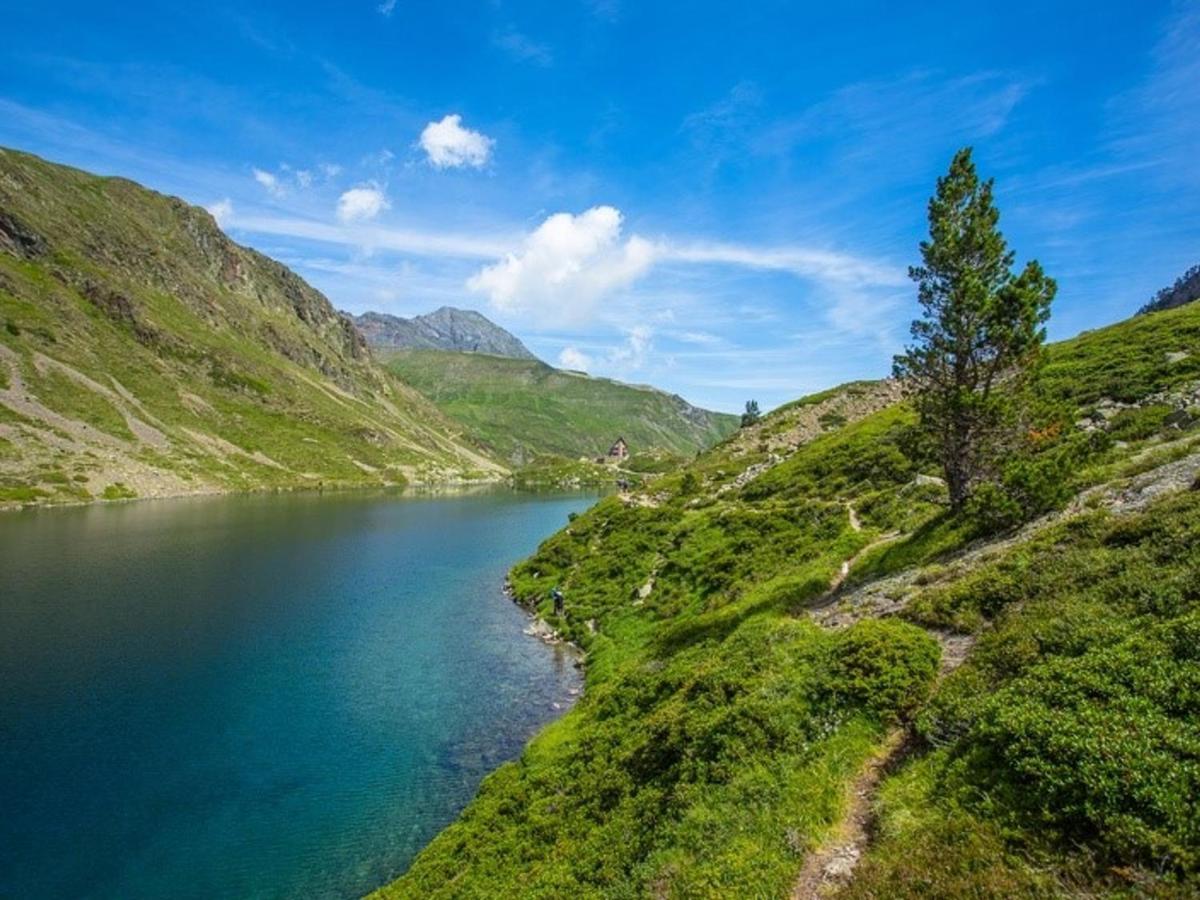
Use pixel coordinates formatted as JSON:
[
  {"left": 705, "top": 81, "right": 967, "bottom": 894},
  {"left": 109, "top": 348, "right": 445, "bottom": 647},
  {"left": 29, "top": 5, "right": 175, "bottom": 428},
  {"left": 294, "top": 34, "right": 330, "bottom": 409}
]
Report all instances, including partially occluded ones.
[
  {"left": 894, "top": 148, "right": 1056, "bottom": 510},
  {"left": 741, "top": 399, "right": 761, "bottom": 428}
]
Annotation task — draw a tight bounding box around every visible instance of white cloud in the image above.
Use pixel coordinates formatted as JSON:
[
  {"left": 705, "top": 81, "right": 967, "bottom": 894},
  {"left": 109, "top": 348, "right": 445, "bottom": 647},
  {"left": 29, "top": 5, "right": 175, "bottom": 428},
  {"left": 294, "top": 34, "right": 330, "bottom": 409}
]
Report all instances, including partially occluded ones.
[
  {"left": 467, "top": 206, "right": 656, "bottom": 323},
  {"left": 378, "top": 0, "right": 397, "bottom": 16},
  {"left": 320, "top": 163, "right": 343, "bottom": 178},
  {"left": 226, "top": 213, "right": 514, "bottom": 259},
  {"left": 294, "top": 169, "right": 313, "bottom": 189},
  {"left": 558, "top": 346, "right": 592, "bottom": 371},
  {"left": 677, "top": 330, "right": 723, "bottom": 346},
  {"left": 420, "top": 114, "right": 494, "bottom": 169},
  {"left": 608, "top": 326, "right": 653, "bottom": 371},
  {"left": 252, "top": 167, "right": 286, "bottom": 198},
  {"left": 227, "top": 203, "right": 902, "bottom": 335},
  {"left": 206, "top": 198, "right": 233, "bottom": 226},
  {"left": 336, "top": 184, "right": 390, "bottom": 223},
  {"left": 659, "top": 241, "right": 903, "bottom": 287}
]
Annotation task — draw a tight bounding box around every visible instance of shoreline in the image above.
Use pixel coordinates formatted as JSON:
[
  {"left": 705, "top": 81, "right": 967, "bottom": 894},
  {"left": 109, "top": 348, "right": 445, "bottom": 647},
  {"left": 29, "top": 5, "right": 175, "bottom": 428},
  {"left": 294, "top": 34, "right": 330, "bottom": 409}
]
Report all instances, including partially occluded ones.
[
  {"left": 0, "top": 472, "right": 534, "bottom": 514},
  {"left": 506, "top": 578, "right": 589, "bottom": 664}
]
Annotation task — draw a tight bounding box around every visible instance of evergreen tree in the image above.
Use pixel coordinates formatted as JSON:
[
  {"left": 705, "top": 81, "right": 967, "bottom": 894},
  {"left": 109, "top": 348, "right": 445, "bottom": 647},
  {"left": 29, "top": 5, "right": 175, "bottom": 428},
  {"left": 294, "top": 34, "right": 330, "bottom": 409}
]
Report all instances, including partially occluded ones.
[
  {"left": 894, "top": 148, "right": 1056, "bottom": 510},
  {"left": 741, "top": 399, "right": 761, "bottom": 428},
  {"left": 1139, "top": 262, "right": 1200, "bottom": 315}
]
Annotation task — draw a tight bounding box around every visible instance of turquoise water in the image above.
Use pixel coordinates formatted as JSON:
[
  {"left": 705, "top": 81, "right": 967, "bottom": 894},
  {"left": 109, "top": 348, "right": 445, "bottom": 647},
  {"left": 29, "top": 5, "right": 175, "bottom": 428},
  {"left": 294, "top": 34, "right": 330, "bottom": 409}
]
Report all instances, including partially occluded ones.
[{"left": 0, "top": 489, "right": 593, "bottom": 899}]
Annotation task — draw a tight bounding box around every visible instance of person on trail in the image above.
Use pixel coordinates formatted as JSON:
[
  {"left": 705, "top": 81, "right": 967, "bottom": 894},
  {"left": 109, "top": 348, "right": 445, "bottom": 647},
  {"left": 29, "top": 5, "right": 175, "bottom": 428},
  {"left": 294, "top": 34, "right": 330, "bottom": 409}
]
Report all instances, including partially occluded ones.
[{"left": 552, "top": 586, "right": 565, "bottom": 618}]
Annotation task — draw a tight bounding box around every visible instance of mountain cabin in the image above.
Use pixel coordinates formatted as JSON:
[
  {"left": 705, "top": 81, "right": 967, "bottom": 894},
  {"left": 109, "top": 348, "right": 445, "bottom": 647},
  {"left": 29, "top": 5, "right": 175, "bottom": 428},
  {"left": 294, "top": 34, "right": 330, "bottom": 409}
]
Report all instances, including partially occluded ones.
[{"left": 607, "top": 437, "right": 629, "bottom": 461}]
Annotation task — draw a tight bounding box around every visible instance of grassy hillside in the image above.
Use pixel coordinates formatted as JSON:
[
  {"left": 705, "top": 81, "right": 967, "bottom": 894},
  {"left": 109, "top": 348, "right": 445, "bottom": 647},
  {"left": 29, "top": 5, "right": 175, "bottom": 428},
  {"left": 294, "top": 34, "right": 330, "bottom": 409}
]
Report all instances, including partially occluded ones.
[
  {"left": 376, "top": 300, "right": 1200, "bottom": 898},
  {"left": 0, "top": 148, "right": 503, "bottom": 508},
  {"left": 384, "top": 349, "right": 739, "bottom": 465}
]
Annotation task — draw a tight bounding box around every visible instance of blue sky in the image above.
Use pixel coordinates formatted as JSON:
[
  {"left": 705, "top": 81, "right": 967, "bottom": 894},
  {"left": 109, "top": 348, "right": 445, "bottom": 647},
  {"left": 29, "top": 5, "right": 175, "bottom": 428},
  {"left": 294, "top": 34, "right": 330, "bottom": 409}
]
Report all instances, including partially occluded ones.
[{"left": 2, "top": 1, "right": 1197, "bottom": 412}]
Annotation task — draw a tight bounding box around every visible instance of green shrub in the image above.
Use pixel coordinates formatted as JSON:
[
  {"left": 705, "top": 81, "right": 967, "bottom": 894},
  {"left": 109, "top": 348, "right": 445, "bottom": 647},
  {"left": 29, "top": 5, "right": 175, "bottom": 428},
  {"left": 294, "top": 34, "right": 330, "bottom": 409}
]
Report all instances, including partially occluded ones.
[
  {"left": 101, "top": 482, "right": 137, "bottom": 500},
  {"left": 679, "top": 470, "right": 699, "bottom": 495},
  {"left": 972, "top": 613, "right": 1200, "bottom": 871},
  {"left": 871, "top": 491, "right": 1200, "bottom": 888},
  {"left": 1108, "top": 403, "right": 1174, "bottom": 441},
  {"left": 965, "top": 430, "right": 1108, "bottom": 534},
  {"left": 827, "top": 620, "right": 941, "bottom": 721}
]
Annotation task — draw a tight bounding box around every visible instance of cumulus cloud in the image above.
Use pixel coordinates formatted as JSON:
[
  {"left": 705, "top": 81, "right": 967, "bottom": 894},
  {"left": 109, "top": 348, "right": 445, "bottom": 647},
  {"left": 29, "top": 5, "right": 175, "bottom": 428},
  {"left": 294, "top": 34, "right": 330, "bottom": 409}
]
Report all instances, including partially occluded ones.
[
  {"left": 558, "top": 346, "right": 592, "bottom": 371},
  {"left": 206, "top": 198, "right": 233, "bottom": 226},
  {"left": 252, "top": 167, "right": 285, "bottom": 198},
  {"left": 467, "top": 206, "right": 656, "bottom": 323},
  {"left": 336, "top": 183, "right": 390, "bottom": 223},
  {"left": 420, "top": 114, "right": 494, "bottom": 169}
]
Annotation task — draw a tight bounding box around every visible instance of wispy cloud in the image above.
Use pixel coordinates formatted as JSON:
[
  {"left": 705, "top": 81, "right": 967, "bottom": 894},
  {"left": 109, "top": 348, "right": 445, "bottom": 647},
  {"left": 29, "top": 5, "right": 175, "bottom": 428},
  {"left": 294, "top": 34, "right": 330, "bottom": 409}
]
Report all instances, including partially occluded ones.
[
  {"left": 252, "top": 167, "right": 286, "bottom": 198},
  {"left": 224, "top": 212, "right": 516, "bottom": 259},
  {"left": 682, "top": 81, "right": 763, "bottom": 171},
  {"left": 558, "top": 346, "right": 592, "bottom": 371},
  {"left": 675, "top": 331, "right": 725, "bottom": 347},
  {"left": 492, "top": 27, "right": 553, "bottom": 67},
  {"left": 206, "top": 198, "right": 233, "bottom": 226},
  {"left": 658, "top": 240, "right": 904, "bottom": 288},
  {"left": 1106, "top": 1, "right": 1200, "bottom": 188},
  {"left": 755, "top": 70, "right": 1037, "bottom": 166},
  {"left": 606, "top": 325, "right": 653, "bottom": 372},
  {"left": 226, "top": 202, "right": 903, "bottom": 334},
  {"left": 584, "top": 0, "right": 621, "bottom": 22},
  {"left": 377, "top": 0, "right": 398, "bottom": 17}
]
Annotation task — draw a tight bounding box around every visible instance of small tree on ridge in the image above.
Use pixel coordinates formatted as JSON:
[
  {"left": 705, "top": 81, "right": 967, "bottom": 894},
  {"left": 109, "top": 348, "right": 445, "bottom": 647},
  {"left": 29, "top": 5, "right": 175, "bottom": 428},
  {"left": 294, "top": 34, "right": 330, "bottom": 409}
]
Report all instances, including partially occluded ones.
[
  {"left": 894, "top": 147, "right": 1056, "bottom": 510},
  {"left": 741, "top": 400, "right": 761, "bottom": 428}
]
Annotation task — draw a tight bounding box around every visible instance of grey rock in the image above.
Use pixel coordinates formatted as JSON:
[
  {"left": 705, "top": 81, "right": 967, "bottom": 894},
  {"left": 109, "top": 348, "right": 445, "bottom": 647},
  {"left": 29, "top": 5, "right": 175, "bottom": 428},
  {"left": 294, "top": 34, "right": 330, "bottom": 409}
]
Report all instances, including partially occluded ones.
[{"left": 352, "top": 306, "right": 538, "bottom": 360}]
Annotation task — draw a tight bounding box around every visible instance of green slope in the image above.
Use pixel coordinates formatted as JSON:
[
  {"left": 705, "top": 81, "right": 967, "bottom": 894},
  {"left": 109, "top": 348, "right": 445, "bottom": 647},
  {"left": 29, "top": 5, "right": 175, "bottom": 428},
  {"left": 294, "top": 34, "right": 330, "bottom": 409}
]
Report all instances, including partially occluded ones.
[
  {"left": 377, "top": 301, "right": 1200, "bottom": 898},
  {"left": 383, "top": 349, "right": 739, "bottom": 465},
  {"left": 0, "top": 148, "right": 503, "bottom": 508}
]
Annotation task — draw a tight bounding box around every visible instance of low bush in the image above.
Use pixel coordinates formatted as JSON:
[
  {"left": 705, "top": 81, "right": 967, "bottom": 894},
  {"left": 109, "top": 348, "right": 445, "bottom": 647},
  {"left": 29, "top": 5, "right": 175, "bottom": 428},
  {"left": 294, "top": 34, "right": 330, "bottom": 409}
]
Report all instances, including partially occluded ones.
[{"left": 854, "top": 490, "right": 1200, "bottom": 890}]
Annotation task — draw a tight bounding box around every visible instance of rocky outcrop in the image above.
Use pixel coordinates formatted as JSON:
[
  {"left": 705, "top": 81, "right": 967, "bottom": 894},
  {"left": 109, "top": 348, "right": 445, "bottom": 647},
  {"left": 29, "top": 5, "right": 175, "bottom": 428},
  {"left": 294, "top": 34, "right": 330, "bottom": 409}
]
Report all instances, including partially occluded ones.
[
  {"left": 353, "top": 307, "right": 538, "bottom": 360},
  {"left": 1075, "top": 378, "right": 1200, "bottom": 433}
]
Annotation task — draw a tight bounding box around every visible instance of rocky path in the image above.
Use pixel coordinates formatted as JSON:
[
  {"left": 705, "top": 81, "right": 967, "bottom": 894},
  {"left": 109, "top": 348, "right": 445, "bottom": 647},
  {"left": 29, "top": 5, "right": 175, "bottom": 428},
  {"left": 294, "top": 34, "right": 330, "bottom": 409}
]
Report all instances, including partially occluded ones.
[
  {"left": 823, "top": 503, "right": 900, "bottom": 595},
  {"left": 811, "top": 444, "right": 1200, "bottom": 629},
  {"left": 790, "top": 625, "right": 974, "bottom": 899},
  {"left": 790, "top": 729, "right": 907, "bottom": 899},
  {"left": 791, "top": 446, "right": 1200, "bottom": 898}
]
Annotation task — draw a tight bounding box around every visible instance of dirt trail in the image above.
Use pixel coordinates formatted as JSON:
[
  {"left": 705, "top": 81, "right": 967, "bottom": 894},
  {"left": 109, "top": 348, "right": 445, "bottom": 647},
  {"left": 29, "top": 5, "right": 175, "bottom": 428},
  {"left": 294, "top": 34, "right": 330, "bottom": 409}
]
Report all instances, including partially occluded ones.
[
  {"left": 791, "top": 628, "right": 973, "bottom": 898},
  {"left": 825, "top": 504, "right": 899, "bottom": 593},
  {"left": 791, "top": 446, "right": 1200, "bottom": 898},
  {"left": 790, "top": 729, "right": 906, "bottom": 899},
  {"left": 812, "top": 445, "right": 1200, "bottom": 630}
]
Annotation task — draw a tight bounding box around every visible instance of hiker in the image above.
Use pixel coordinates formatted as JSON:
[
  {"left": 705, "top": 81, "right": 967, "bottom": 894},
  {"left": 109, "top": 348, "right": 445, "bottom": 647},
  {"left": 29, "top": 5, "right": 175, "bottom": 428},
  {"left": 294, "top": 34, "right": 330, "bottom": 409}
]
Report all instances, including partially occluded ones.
[{"left": 552, "top": 586, "right": 565, "bottom": 617}]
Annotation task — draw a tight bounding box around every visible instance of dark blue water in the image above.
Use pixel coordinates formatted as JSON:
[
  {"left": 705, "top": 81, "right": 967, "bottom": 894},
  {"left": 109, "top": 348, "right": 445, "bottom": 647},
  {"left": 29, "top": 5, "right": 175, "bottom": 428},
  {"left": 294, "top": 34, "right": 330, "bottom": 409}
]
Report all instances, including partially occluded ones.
[{"left": 0, "top": 489, "right": 593, "bottom": 899}]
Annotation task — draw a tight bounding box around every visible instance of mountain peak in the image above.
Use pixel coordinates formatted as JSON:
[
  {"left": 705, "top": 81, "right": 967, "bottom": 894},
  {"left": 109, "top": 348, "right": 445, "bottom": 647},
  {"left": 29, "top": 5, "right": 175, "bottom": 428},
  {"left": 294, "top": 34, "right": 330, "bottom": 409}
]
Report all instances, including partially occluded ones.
[{"left": 353, "top": 307, "right": 538, "bottom": 360}]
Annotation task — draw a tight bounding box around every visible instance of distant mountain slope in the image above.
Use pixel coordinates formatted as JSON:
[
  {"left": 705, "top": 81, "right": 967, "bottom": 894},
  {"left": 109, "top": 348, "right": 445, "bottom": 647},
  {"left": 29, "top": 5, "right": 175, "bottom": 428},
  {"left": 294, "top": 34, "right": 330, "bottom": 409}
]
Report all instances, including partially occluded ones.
[
  {"left": 384, "top": 350, "right": 739, "bottom": 465},
  {"left": 354, "top": 307, "right": 538, "bottom": 360},
  {"left": 0, "top": 148, "right": 503, "bottom": 507}
]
